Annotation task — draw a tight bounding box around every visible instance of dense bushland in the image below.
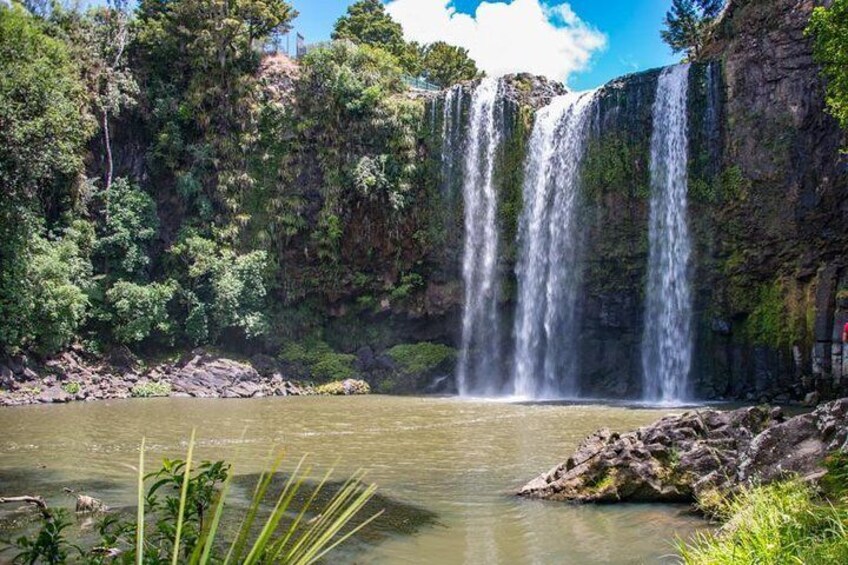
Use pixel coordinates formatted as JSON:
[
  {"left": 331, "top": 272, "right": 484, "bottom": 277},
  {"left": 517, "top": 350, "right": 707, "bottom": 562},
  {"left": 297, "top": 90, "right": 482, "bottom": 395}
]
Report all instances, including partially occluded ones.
[{"left": 0, "top": 0, "right": 472, "bottom": 363}]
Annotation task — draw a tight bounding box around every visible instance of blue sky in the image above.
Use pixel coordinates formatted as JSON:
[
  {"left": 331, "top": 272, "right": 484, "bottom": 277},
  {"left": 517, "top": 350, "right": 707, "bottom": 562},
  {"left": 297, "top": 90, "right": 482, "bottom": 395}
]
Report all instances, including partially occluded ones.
[{"left": 289, "top": 0, "right": 679, "bottom": 90}]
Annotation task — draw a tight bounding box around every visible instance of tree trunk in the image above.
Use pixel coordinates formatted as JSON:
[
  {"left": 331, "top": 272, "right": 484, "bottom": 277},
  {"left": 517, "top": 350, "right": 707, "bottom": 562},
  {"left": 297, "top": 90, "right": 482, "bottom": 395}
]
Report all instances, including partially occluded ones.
[{"left": 103, "top": 110, "right": 113, "bottom": 220}]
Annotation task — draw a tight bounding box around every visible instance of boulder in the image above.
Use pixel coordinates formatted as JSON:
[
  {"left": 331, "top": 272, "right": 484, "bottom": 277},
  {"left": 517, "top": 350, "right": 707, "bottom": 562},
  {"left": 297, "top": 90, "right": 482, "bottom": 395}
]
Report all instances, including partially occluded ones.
[{"left": 518, "top": 399, "right": 848, "bottom": 504}]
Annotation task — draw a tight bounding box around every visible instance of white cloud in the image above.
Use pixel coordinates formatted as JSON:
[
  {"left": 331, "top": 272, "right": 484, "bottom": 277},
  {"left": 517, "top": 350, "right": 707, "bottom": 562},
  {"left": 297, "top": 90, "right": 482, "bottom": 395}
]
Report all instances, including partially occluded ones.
[{"left": 385, "top": 0, "right": 606, "bottom": 85}]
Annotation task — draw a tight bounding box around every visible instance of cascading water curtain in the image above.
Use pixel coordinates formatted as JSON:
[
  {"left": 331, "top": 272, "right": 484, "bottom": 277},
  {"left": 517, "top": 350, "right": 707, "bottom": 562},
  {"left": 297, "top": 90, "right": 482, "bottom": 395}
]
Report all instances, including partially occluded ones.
[
  {"left": 440, "top": 85, "right": 463, "bottom": 198},
  {"left": 456, "top": 78, "right": 504, "bottom": 396},
  {"left": 512, "top": 91, "right": 597, "bottom": 399},
  {"left": 642, "top": 64, "right": 694, "bottom": 404}
]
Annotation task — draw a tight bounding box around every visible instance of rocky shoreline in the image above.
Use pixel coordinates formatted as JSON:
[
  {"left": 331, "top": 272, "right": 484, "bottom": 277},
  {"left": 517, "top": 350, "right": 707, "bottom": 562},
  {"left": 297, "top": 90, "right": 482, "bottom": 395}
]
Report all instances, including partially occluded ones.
[
  {"left": 518, "top": 399, "right": 848, "bottom": 506},
  {"left": 0, "top": 348, "right": 370, "bottom": 407}
]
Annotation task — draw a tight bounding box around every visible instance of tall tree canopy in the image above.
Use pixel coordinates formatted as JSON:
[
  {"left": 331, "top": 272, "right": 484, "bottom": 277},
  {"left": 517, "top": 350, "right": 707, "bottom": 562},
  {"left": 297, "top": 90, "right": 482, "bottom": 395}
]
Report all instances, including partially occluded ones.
[
  {"left": 420, "top": 41, "right": 481, "bottom": 88},
  {"left": 660, "top": 0, "right": 725, "bottom": 60},
  {"left": 0, "top": 3, "right": 96, "bottom": 353},
  {"left": 808, "top": 0, "right": 848, "bottom": 139},
  {"left": 332, "top": 0, "right": 405, "bottom": 56},
  {"left": 332, "top": 0, "right": 480, "bottom": 85},
  {"left": 135, "top": 0, "right": 297, "bottom": 229}
]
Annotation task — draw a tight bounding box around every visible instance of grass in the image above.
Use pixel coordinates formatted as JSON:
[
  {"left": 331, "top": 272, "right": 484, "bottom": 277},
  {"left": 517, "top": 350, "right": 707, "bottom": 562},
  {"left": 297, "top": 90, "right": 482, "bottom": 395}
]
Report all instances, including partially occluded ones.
[
  {"left": 60, "top": 381, "right": 80, "bottom": 395},
  {"left": 131, "top": 380, "right": 172, "bottom": 398},
  {"left": 315, "top": 380, "right": 370, "bottom": 395},
  {"left": 678, "top": 479, "right": 848, "bottom": 564}
]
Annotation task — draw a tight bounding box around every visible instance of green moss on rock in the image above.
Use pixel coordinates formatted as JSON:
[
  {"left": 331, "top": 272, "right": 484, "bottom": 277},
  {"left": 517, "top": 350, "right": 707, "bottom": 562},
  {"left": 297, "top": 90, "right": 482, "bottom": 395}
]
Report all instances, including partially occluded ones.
[{"left": 386, "top": 342, "right": 456, "bottom": 375}]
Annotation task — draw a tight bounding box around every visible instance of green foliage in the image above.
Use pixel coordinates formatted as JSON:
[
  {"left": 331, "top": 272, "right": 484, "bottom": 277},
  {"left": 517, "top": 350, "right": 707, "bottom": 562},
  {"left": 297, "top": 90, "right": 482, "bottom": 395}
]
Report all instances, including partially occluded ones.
[
  {"left": 420, "top": 41, "right": 481, "bottom": 88},
  {"left": 136, "top": 0, "right": 297, "bottom": 226},
  {"left": 0, "top": 5, "right": 95, "bottom": 355},
  {"left": 808, "top": 0, "right": 848, "bottom": 138},
  {"left": 279, "top": 337, "right": 357, "bottom": 381},
  {"left": 679, "top": 479, "right": 848, "bottom": 564},
  {"left": 312, "top": 352, "right": 357, "bottom": 382},
  {"left": 331, "top": 0, "right": 410, "bottom": 70},
  {"left": 61, "top": 381, "right": 81, "bottom": 395},
  {"left": 280, "top": 336, "right": 335, "bottom": 366},
  {"left": 24, "top": 222, "right": 95, "bottom": 355},
  {"left": 386, "top": 342, "right": 456, "bottom": 375},
  {"left": 389, "top": 272, "right": 424, "bottom": 302},
  {"left": 107, "top": 280, "right": 177, "bottom": 344},
  {"left": 13, "top": 437, "right": 378, "bottom": 563},
  {"left": 822, "top": 451, "right": 848, "bottom": 499},
  {"left": 583, "top": 135, "right": 650, "bottom": 200},
  {"left": 94, "top": 178, "right": 158, "bottom": 281},
  {"left": 660, "top": 0, "right": 724, "bottom": 60},
  {"left": 0, "top": 3, "right": 94, "bottom": 205},
  {"left": 169, "top": 235, "right": 269, "bottom": 342},
  {"left": 130, "top": 380, "right": 172, "bottom": 398},
  {"left": 744, "top": 281, "right": 796, "bottom": 348},
  {"left": 11, "top": 509, "right": 79, "bottom": 565}
]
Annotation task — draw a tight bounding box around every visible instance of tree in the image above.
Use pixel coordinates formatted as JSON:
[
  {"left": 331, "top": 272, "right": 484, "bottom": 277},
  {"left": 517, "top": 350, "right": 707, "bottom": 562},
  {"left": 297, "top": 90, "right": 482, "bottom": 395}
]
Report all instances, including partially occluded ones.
[
  {"left": 660, "top": 0, "right": 725, "bottom": 60},
  {"left": 332, "top": 0, "right": 405, "bottom": 54},
  {"left": 331, "top": 0, "right": 421, "bottom": 74},
  {"left": 52, "top": 3, "right": 139, "bottom": 199},
  {"left": 420, "top": 41, "right": 481, "bottom": 88},
  {"left": 135, "top": 0, "right": 297, "bottom": 230},
  {"left": 808, "top": 0, "right": 848, "bottom": 138},
  {"left": 0, "top": 4, "right": 95, "bottom": 354}
]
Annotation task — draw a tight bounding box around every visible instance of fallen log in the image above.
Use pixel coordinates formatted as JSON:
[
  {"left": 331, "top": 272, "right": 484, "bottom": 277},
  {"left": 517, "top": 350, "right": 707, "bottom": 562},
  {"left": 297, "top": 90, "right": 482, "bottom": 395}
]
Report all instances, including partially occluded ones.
[{"left": 0, "top": 495, "right": 51, "bottom": 519}]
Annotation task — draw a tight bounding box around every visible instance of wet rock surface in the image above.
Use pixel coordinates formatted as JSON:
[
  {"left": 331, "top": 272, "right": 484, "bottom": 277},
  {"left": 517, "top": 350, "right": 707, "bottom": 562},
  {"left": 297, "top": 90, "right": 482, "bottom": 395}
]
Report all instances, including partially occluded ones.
[
  {"left": 518, "top": 399, "right": 848, "bottom": 504},
  {"left": 0, "top": 348, "right": 370, "bottom": 407}
]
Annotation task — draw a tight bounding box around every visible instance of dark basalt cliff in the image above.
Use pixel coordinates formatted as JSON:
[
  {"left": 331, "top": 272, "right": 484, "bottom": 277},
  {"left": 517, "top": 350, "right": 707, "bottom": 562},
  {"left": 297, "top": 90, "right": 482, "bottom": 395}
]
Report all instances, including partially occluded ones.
[
  {"left": 411, "top": 0, "right": 847, "bottom": 401},
  {"left": 12, "top": 0, "right": 842, "bottom": 402}
]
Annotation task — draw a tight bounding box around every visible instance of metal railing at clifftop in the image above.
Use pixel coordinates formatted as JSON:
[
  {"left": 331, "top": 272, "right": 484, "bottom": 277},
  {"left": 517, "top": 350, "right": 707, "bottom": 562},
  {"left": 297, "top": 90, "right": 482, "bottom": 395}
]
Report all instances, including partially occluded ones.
[{"left": 402, "top": 75, "right": 440, "bottom": 92}]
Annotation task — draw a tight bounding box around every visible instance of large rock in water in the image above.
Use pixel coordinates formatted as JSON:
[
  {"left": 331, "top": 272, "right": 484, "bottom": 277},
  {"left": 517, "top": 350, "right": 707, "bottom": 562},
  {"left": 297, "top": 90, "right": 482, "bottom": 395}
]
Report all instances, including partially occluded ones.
[{"left": 518, "top": 399, "right": 848, "bottom": 503}]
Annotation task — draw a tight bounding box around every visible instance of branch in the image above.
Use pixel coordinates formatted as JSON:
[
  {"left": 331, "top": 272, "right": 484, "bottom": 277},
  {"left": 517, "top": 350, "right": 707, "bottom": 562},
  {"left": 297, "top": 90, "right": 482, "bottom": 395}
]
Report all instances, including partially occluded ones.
[{"left": 0, "top": 496, "right": 51, "bottom": 519}]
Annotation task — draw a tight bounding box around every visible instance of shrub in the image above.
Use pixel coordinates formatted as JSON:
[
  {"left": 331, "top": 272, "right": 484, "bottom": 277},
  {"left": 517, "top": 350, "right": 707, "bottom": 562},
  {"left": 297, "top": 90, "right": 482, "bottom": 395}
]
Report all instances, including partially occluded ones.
[
  {"left": 94, "top": 178, "right": 159, "bottom": 280},
  {"left": 25, "top": 221, "right": 95, "bottom": 354},
  {"left": 315, "top": 379, "right": 371, "bottom": 395},
  {"left": 61, "top": 381, "right": 81, "bottom": 395},
  {"left": 169, "top": 235, "right": 269, "bottom": 342},
  {"left": 386, "top": 342, "right": 456, "bottom": 375},
  {"left": 130, "top": 380, "right": 172, "bottom": 398},
  {"left": 312, "top": 352, "right": 357, "bottom": 381},
  {"left": 107, "top": 280, "right": 177, "bottom": 344},
  {"left": 279, "top": 337, "right": 334, "bottom": 366}
]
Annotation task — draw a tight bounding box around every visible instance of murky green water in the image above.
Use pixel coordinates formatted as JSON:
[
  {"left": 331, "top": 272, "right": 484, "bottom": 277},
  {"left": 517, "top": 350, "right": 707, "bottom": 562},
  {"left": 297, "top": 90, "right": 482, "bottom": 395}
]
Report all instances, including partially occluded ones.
[{"left": 0, "top": 396, "right": 707, "bottom": 563}]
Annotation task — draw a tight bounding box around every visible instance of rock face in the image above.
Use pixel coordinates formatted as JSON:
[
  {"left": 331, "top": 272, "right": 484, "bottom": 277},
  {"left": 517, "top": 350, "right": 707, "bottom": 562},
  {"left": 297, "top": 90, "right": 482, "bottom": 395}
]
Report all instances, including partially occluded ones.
[
  {"left": 0, "top": 348, "right": 370, "bottom": 407},
  {"left": 518, "top": 399, "right": 848, "bottom": 504}
]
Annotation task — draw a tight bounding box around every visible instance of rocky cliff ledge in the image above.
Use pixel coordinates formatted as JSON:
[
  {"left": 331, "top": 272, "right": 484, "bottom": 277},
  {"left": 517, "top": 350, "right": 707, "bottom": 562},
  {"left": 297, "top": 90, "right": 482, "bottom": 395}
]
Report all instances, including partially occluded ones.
[
  {"left": 518, "top": 399, "right": 848, "bottom": 504},
  {"left": 0, "top": 349, "right": 370, "bottom": 406}
]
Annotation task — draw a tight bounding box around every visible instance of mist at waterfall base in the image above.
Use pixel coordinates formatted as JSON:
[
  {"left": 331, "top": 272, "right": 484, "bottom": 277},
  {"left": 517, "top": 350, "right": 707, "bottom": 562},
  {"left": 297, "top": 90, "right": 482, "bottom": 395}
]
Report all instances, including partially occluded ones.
[{"left": 451, "top": 70, "right": 696, "bottom": 406}]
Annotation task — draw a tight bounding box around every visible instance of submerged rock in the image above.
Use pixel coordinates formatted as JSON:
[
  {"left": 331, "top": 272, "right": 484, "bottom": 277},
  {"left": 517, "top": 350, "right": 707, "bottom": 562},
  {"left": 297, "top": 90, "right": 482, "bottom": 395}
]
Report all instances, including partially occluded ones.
[{"left": 518, "top": 399, "right": 848, "bottom": 504}]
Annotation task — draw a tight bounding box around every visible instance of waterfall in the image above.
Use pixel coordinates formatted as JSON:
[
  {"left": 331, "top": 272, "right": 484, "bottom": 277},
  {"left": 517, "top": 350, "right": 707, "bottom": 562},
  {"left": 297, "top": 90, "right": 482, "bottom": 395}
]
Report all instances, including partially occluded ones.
[
  {"left": 642, "top": 64, "right": 693, "bottom": 404},
  {"left": 457, "top": 78, "right": 504, "bottom": 396},
  {"left": 512, "top": 91, "right": 597, "bottom": 399},
  {"left": 440, "top": 85, "right": 463, "bottom": 198}
]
